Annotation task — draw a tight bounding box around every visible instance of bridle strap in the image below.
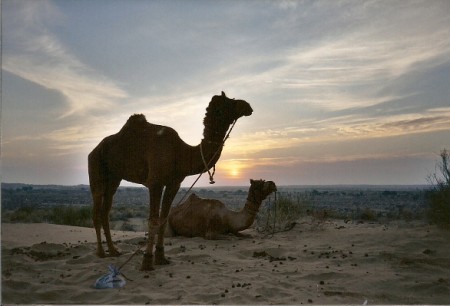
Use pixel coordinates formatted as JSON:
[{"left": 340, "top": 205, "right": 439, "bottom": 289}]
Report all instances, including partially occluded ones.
[
  {"left": 200, "top": 142, "right": 216, "bottom": 184},
  {"left": 175, "top": 118, "right": 238, "bottom": 206}
]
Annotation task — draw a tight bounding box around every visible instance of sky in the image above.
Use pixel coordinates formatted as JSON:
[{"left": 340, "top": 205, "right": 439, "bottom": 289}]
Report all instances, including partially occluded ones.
[{"left": 2, "top": 0, "right": 450, "bottom": 187}]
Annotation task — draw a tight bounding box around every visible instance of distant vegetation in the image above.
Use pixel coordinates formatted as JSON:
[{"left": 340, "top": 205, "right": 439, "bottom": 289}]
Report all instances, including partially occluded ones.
[
  {"left": 427, "top": 149, "right": 450, "bottom": 229},
  {"left": 3, "top": 205, "right": 92, "bottom": 228},
  {"left": 256, "top": 186, "right": 430, "bottom": 233},
  {"left": 2, "top": 183, "right": 429, "bottom": 230}
]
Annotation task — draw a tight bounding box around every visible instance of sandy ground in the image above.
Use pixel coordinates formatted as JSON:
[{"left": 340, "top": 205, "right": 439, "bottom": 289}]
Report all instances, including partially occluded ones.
[{"left": 2, "top": 219, "right": 449, "bottom": 304}]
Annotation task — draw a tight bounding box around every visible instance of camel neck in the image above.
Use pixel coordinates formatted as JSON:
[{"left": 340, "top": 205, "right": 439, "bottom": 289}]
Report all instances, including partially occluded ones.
[
  {"left": 183, "top": 139, "right": 224, "bottom": 177},
  {"left": 183, "top": 117, "right": 234, "bottom": 177},
  {"left": 228, "top": 200, "right": 260, "bottom": 232},
  {"left": 202, "top": 125, "right": 229, "bottom": 145},
  {"left": 243, "top": 196, "right": 261, "bottom": 217},
  {"left": 199, "top": 138, "right": 224, "bottom": 169}
]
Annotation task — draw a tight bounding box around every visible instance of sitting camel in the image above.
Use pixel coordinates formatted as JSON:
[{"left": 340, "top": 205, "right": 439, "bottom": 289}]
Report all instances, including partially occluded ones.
[{"left": 167, "top": 179, "right": 277, "bottom": 239}]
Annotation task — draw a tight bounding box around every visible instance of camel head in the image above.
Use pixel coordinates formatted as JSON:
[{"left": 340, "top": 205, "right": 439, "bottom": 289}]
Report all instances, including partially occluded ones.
[
  {"left": 202, "top": 91, "right": 252, "bottom": 142},
  {"left": 204, "top": 91, "right": 253, "bottom": 125},
  {"left": 220, "top": 91, "right": 253, "bottom": 119},
  {"left": 248, "top": 179, "right": 277, "bottom": 207}
]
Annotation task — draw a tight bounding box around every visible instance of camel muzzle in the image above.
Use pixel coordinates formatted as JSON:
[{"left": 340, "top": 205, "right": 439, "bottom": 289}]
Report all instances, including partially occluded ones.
[{"left": 236, "top": 100, "right": 253, "bottom": 117}]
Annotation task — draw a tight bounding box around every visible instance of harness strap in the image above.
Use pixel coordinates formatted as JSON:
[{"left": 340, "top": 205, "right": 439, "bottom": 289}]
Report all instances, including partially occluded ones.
[
  {"left": 200, "top": 142, "right": 216, "bottom": 184},
  {"left": 175, "top": 119, "right": 238, "bottom": 206}
]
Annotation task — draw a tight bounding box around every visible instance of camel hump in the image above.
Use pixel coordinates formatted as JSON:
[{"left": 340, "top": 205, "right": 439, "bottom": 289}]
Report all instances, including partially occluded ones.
[
  {"left": 188, "top": 193, "right": 200, "bottom": 201},
  {"left": 127, "top": 114, "right": 147, "bottom": 125},
  {"left": 119, "top": 114, "right": 148, "bottom": 133}
]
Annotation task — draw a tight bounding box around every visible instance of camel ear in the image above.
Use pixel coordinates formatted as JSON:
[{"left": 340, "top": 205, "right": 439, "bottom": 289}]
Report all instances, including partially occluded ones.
[
  {"left": 221, "top": 91, "right": 226, "bottom": 97},
  {"left": 250, "top": 179, "right": 254, "bottom": 184}
]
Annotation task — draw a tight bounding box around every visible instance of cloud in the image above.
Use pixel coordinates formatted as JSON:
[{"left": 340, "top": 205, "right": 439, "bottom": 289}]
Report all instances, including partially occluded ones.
[
  {"left": 211, "top": 1, "right": 450, "bottom": 115},
  {"left": 2, "top": 1, "right": 127, "bottom": 118},
  {"left": 223, "top": 107, "right": 450, "bottom": 160},
  {"left": 258, "top": 29, "right": 450, "bottom": 112},
  {"left": 329, "top": 108, "right": 450, "bottom": 139}
]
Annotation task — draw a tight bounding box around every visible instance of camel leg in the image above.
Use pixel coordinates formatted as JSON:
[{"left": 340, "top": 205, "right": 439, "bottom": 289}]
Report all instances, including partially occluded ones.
[
  {"left": 102, "top": 179, "right": 121, "bottom": 257},
  {"left": 155, "top": 182, "right": 180, "bottom": 265},
  {"left": 88, "top": 149, "right": 108, "bottom": 258},
  {"left": 141, "top": 184, "right": 163, "bottom": 271},
  {"left": 92, "top": 193, "right": 106, "bottom": 257}
]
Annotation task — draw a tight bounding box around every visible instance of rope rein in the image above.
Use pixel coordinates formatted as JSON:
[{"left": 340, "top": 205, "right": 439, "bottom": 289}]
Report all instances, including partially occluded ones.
[
  {"left": 259, "top": 190, "right": 278, "bottom": 238},
  {"left": 175, "top": 118, "right": 238, "bottom": 206},
  {"left": 200, "top": 143, "right": 216, "bottom": 184}
]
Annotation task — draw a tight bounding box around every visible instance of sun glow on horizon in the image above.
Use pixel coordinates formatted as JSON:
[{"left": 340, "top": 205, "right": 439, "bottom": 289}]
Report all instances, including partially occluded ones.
[
  {"left": 229, "top": 168, "right": 240, "bottom": 178},
  {"left": 220, "top": 159, "right": 247, "bottom": 180}
]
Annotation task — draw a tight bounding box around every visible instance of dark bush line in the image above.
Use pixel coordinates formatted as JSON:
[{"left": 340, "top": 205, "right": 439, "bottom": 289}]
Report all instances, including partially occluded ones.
[
  {"left": 3, "top": 205, "right": 93, "bottom": 228},
  {"left": 427, "top": 149, "right": 450, "bottom": 229}
]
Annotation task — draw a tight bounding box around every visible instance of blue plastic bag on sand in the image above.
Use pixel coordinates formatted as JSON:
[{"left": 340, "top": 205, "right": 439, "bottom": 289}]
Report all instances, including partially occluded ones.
[{"left": 94, "top": 264, "right": 126, "bottom": 289}]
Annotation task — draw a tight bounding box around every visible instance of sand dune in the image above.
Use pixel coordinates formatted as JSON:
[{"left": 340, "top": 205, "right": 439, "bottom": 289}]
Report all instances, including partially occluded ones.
[
  {"left": 1, "top": 223, "right": 144, "bottom": 249},
  {"left": 2, "top": 219, "right": 449, "bottom": 304}
]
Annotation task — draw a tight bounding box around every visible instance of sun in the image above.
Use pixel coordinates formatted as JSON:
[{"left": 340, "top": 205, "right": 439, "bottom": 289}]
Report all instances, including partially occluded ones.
[
  {"left": 222, "top": 159, "right": 244, "bottom": 179},
  {"left": 229, "top": 168, "right": 240, "bottom": 177}
]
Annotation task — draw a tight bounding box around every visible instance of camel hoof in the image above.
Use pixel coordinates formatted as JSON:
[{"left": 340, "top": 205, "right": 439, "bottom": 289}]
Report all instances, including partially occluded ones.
[
  {"left": 155, "top": 256, "right": 170, "bottom": 265},
  {"left": 155, "top": 246, "right": 170, "bottom": 265},
  {"left": 140, "top": 254, "right": 154, "bottom": 271},
  {"left": 140, "top": 263, "right": 154, "bottom": 271},
  {"left": 96, "top": 250, "right": 107, "bottom": 258}
]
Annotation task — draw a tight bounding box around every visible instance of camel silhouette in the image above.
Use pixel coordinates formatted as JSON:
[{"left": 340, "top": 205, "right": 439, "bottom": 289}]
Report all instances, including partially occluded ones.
[
  {"left": 88, "top": 91, "right": 252, "bottom": 270},
  {"left": 167, "top": 179, "right": 277, "bottom": 239}
]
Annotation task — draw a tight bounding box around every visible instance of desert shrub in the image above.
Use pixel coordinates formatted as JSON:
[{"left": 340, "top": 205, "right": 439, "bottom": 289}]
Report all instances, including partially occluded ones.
[
  {"left": 275, "top": 195, "right": 306, "bottom": 223},
  {"left": 256, "top": 193, "right": 311, "bottom": 234},
  {"left": 359, "top": 208, "right": 377, "bottom": 221},
  {"left": 48, "top": 205, "right": 92, "bottom": 227},
  {"left": 399, "top": 209, "right": 415, "bottom": 221},
  {"left": 5, "top": 205, "right": 93, "bottom": 227},
  {"left": 427, "top": 186, "right": 450, "bottom": 229},
  {"left": 427, "top": 149, "right": 450, "bottom": 229},
  {"left": 325, "top": 209, "right": 350, "bottom": 220},
  {"left": 307, "top": 209, "right": 331, "bottom": 231},
  {"left": 7, "top": 206, "right": 47, "bottom": 223},
  {"left": 110, "top": 206, "right": 132, "bottom": 221},
  {"left": 120, "top": 221, "right": 135, "bottom": 232},
  {"left": 110, "top": 205, "right": 147, "bottom": 221}
]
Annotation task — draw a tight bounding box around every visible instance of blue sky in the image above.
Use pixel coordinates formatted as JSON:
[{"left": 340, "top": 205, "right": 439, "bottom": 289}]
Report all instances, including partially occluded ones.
[{"left": 2, "top": 0, "right": 450, "bottom": 187}]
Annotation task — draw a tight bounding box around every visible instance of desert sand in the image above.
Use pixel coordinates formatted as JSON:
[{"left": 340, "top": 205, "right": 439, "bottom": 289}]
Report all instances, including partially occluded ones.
[{"left": 2, "top": 219, "right": 449, "bottom": 304}]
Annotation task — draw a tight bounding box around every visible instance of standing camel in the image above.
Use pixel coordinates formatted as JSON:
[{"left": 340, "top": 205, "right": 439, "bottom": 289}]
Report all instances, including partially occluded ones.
[
  {"left": 167, "top": 179, "right": 277, "bottom": 239},
  {"left": 88, "top": 91, "right": 252, "bottom": 271}
]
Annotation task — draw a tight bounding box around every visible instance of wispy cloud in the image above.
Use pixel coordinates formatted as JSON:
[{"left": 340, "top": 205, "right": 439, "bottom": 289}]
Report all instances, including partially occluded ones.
[
  {"left": 251, "top": 29, "right": 450, "bottom": 113},
  {"left": 2, "top": 1, "right": 127, "bottom": 118},
  {"left": 224, "top": 107, "right": 450, "bottom": 159},
  {"left": 212, "top": 1, "right": 450, "bottom": 115},
  {"left": 3, "top": 123, "right": 110, "bottom": 157}
]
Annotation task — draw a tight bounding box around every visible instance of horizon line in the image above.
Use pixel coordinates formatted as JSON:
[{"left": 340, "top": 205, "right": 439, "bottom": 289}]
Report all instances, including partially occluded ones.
[{"left": 1, "top": 182, "right": 431, "bottom": 188}]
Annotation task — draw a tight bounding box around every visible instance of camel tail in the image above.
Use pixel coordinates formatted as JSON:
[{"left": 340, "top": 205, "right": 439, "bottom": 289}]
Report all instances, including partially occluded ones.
[{"left": 88, "top": 145, "right": 106, "bottom": 195}]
